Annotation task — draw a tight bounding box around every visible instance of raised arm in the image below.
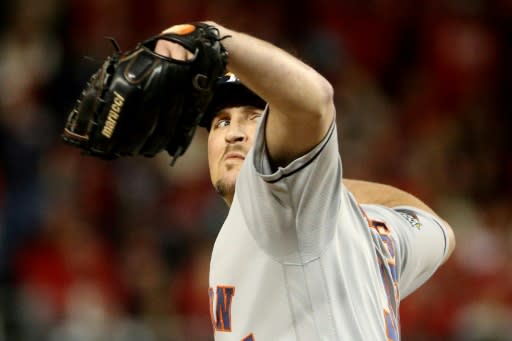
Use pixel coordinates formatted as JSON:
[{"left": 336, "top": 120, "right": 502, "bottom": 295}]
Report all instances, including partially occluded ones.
[
  {"left": 343, "top": 179, "right": 456, "bottom": 262},
  {"left": 157, "top": 22, "right": 335, "bottom": 168},
  {"left": 209, "top": 23, "right": 335, "bottom": 167}
]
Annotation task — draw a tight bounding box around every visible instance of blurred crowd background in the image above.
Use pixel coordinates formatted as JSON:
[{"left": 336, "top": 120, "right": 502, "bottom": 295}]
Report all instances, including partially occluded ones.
[{"left": 0, "top": 0, "right": 511, "bottom": 340}]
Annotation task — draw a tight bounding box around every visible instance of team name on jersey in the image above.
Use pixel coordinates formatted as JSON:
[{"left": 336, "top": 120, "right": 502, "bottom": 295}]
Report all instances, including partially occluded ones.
[
  {"left": 357, "top": 204, "right": 400, "bottom": 341},
  {"left": 368, "top": 218, "right": 400, "bottom": 341},
  {"left": 208, "top": 285, "right": 256, "bottom": 340},
  {"left": 209, "top": 286, "right": 235, "bottom": 331}
]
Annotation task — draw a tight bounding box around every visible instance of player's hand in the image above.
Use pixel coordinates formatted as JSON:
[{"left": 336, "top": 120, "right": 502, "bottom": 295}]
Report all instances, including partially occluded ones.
[{"left": 155, "top": 24, "right": 196, "bottom": 61}]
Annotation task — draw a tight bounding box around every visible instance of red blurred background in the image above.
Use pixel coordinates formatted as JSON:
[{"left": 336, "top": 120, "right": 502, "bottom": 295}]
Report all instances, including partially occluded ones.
[{"left": 0, "top": 0, "right": 511, "bottom": 340}]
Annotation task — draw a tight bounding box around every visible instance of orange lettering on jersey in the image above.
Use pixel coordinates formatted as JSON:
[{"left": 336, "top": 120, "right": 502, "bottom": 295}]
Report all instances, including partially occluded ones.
[
  {"left": 216, "top": 286, "right": 235, "bottom": 331},
  {"left": 208, "top": 287, "right": 215, "bottom": 330},
  {"left": 209, "top": 285, "right": 236, "bottom": 332},
  {"left": 384, "top": 308, "right": 399, "bottom": 341},
  {"left": 359, "top": 208, "right": 400, "bottom": 340},
  {"left": 370, "top": 219, "right": 391, "bottom": 236}
]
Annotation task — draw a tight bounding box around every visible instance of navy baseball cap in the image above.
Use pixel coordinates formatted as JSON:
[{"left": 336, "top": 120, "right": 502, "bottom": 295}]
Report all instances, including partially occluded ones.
[{"left": 199, "top": 73, "right": 266, "bottom": 129}]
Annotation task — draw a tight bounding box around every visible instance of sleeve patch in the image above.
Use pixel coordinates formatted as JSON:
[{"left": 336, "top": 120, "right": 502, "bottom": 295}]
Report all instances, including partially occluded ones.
[{"left": 395, "top": 208, "right": 422, "bottom": 230}]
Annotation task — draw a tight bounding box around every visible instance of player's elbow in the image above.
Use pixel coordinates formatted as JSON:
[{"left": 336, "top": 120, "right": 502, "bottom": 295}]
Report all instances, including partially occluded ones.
[
  {"left": 318, "top": 78, "right": 335, "bottom": 119},
  {"left": 307, "top": 77, "right": 335, "bottom": 125}
]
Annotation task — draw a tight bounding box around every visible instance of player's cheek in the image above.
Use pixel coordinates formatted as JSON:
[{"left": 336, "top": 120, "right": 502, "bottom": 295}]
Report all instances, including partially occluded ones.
[{"left": 208, "top": 138, "right": 222, "bottom": 174}]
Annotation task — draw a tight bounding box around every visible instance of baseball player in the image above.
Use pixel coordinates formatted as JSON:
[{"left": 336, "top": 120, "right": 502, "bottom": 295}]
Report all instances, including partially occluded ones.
[
  {"left": 62, "top": 21, "right": 455, "bottom": 341},
  {"left": 154, "top": 22, "right": 456, "bottom": 341}
]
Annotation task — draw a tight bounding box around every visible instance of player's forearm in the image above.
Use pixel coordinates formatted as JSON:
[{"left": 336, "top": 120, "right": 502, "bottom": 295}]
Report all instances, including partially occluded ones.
[
  {"left": 343, "top": 179, "right": 437, "bottom": 215},
  {"left": 208, "top": 22, "right": 334, "bottom": 167},
  {"left": 210, "top": 22, "right": 333, "bottom": 123},
  {"left": 344, "top": 178, "right": 456, "bottom": 261}
]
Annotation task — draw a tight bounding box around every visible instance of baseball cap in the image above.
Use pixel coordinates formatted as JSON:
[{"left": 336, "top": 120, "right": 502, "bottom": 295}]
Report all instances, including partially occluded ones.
[{"left": 199, "top": 73, "right": 266, "bottom": 129}]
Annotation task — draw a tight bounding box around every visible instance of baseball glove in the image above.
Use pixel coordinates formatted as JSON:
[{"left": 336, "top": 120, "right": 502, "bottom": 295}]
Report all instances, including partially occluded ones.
[{"left": 62, "top": 22, "right": 228, "bottom": 165}]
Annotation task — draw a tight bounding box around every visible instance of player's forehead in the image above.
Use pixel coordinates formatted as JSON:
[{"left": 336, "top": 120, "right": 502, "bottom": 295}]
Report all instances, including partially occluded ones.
[
  {"left": 214, "top": 105, "right": 263, "bottom": 117},
  {"left": 201, "top": 76, "right": 266, "bottom": 130}
]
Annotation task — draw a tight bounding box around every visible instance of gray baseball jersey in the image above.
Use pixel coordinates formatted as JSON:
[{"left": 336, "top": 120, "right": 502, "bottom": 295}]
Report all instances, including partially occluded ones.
[{"left": 208, "top": 110, "right": 449, "bottom": 340}]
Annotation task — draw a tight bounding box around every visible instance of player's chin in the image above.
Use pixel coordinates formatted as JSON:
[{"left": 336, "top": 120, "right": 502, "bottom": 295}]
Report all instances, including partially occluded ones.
[
  {"left": 215, "top": 165, "right": 239, "bottom": 192},
  {"left": 214, "top": 176, "right": 236, "bottom": 198},
  {"left": 223, "top": 159, "right": 243, "bottom": 174}
]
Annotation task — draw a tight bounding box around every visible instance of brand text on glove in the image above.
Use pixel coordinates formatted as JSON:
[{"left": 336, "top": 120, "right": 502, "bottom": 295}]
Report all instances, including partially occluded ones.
[{"left": 102, "top": 91, "right": 125, "bottom": 138}]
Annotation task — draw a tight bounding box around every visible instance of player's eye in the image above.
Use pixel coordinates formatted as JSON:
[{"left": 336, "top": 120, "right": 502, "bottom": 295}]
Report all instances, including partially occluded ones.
[
  {"left": 215, "top": 119, "right": 230, "bottom": 129},
  {"left": 250, "top": 112, "right": 262, "bottom": 121}
]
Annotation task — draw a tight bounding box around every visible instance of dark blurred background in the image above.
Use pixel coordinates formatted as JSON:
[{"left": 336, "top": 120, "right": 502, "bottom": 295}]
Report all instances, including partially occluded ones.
[{"left": 0, "top": 0, "right": 511, "bottom": 340}]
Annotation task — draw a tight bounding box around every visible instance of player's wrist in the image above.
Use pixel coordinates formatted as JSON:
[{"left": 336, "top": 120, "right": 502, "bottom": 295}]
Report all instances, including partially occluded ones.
[{"left": 201, "top": 21, "right": 234, "bottom": 44}]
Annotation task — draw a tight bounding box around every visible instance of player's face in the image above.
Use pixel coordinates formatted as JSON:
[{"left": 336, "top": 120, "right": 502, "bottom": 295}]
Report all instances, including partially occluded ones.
[{"left": 207, "top": 106, "right": 263, "bottom": 205}]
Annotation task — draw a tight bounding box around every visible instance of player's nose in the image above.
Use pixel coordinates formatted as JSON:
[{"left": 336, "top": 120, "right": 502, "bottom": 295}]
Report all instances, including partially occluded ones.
[{"left": 224, "top": 120, "right": 247, "bottom": 143}]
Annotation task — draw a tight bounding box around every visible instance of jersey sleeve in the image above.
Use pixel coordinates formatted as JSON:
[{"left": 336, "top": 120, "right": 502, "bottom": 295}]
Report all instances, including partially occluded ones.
[
  {"left": 234, "top": 107, "right": 342, "bottom": 264},
  {"left": 361, "top": 204, "right": 449, "bottom": 298},
  {"left": 392, "top": 206, "right": 448, "bottom": 297}
]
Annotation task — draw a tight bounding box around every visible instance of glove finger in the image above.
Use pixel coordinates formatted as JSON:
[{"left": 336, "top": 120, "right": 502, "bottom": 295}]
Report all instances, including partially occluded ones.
[{"left": 89, "top": 49, "right": 160, "bottom": 156}]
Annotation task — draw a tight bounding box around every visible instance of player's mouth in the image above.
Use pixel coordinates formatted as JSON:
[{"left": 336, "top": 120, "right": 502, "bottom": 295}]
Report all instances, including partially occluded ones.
[{"left": 224, "top": 152, "right": 245, "bottom": 161}]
